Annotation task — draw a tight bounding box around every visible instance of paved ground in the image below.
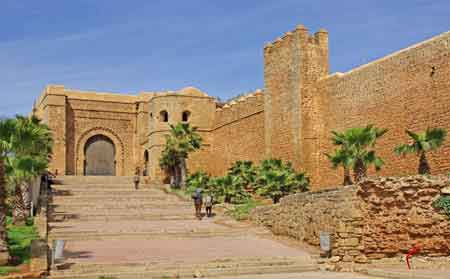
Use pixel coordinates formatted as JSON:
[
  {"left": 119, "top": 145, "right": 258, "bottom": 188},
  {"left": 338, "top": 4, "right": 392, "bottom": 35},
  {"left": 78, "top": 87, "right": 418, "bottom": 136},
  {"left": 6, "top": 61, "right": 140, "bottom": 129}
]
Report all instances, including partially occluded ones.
[
  {"left": 63, "top": 237, "right": 311, "bottom": 264},
  {"left": 218, "top": 272, "right": 383, "bottom": 279},
  {"left": 366, "top": 267, "right": 450, "bottom": 279}
]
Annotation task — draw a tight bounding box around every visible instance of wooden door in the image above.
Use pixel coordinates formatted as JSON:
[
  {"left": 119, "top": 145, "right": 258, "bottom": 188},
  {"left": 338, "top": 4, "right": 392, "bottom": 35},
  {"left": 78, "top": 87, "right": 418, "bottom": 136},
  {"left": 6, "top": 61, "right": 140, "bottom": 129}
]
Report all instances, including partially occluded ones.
[{"left": 84, "top": 135, "right": 116, "bottom": 176}]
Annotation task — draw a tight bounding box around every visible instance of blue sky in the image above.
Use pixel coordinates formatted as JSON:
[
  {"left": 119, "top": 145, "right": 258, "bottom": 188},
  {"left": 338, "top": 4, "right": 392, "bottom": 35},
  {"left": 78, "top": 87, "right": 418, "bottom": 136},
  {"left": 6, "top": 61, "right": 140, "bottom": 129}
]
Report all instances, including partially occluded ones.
[{"left": 0, "top": 0, "right": 449, "bottom": 116}]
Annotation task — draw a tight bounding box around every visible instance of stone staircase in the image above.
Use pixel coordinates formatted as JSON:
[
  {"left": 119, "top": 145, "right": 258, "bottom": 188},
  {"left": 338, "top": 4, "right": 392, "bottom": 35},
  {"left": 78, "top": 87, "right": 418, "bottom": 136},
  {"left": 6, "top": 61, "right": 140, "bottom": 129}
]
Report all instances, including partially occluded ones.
[{"left": 48, "top": 176, "right": 317, "bottom": 278}]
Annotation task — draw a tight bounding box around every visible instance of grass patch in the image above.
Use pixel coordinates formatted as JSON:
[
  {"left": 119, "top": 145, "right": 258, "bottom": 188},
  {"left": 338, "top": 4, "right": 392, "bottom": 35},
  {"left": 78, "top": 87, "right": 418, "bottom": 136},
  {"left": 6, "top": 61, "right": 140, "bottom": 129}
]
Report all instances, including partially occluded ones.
[
  {"left": 0, "top": 266, "right": 19, "bottom": 276},
  {"left": 433, "top": 195, "right": 450, "bottom": 218},
  {"left": 6, "top": 216, "right": 39, "bottom": 264},
  {"left": 226, "top": 199, "right": 263, "bottom": 221}
]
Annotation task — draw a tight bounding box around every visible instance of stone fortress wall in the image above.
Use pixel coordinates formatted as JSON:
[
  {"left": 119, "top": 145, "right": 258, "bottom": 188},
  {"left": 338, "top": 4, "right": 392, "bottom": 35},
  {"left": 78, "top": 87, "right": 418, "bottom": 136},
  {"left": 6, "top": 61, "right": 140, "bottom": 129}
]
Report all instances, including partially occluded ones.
[
  {"left": 209, "top": 89, "right": 266, "bottom": 176},
  {"left": 33, "top": 25, "right": 450, "bottom": 189},
  {"left": 313, "top": 30, "right": 450, "bottom": 188}
]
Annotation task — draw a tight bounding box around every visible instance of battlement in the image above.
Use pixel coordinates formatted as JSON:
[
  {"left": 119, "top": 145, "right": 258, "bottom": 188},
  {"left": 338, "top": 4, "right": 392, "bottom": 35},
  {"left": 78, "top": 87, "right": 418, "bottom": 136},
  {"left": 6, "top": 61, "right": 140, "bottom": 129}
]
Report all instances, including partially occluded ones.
[
  {"left": 264, "top": 24, "right": 328, "bottom": 53},
  {"left": 214, "top": 89, "right": 264, "bottom": 128}
]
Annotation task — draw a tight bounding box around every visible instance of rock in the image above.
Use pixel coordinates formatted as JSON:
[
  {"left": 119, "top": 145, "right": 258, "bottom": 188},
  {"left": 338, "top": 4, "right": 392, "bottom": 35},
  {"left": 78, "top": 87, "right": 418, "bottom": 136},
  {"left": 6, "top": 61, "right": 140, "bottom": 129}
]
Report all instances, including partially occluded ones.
[
  {"left": 342, "top": 237, "right": 360, "bottom": 247},
  {"left": 329, "top": 256, "right": 341, "bottom": 263},
  {"left": 193, "top": 270, "right": 204, "bottom": 278},
  {"left": 323, "top": 263, "right": 336, "bottom": 271},
  {"left": 342, "top": 255, "right": 354, "bottom": 262},
  {"left": 441, "top": 187, "right": 450, "bottom": 195},
  {"left": 355, "top": 255, "right": 369, "bottom": 263}
]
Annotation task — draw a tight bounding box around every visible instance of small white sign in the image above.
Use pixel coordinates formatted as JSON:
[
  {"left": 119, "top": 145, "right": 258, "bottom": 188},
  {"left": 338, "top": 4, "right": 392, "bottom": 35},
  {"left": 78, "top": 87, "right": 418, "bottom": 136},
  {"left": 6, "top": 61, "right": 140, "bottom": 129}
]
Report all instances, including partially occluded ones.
[{"left": 320, "top": 231, "right": 331, "bottom": 251}]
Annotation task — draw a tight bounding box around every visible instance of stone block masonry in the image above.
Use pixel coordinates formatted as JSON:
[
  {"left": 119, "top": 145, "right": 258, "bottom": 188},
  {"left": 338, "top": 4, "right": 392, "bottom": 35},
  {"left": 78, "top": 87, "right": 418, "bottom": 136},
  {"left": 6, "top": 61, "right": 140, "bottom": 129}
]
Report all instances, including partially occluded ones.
[
  {"left": 209, "top": 90, "right": 266, "bottom": 176},
  {"left": 251, "top": 176, "right": 450, "bottom": 263},
  {"left": 32, "top": 24, "right": 450, "bottom": 188}
]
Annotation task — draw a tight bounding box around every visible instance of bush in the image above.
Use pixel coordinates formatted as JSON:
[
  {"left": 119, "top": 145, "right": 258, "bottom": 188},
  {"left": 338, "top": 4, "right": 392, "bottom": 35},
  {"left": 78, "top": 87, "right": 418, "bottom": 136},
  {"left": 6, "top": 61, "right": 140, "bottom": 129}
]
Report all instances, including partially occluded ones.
[
  {"left": 254, "top": 159, "right": 309, "bottom": 203},
  {"left": 6, "top": 216, "right": 38, "bottom": 264},
  {"left": 0, "top": 266, "right": 19, "bottom": 276},
  {"left": 186, "top": 171, "right": 211, "bottom": 195},
  {"left": 433, "top": 195, "right": 450, "bottom": 218},
  {"left": 227, "top": 161, "right": 256, "bottom": 190},
  {"left": 208, "top": 175, "right": 251, "bottom": 204}
]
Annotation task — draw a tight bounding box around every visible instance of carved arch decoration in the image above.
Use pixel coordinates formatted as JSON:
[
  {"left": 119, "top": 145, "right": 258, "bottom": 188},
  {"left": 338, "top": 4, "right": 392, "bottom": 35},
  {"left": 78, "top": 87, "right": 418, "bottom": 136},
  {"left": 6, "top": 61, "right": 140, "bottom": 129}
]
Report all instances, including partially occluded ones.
[{"left": 75, "top": 127, "right": 125, "bottom": 176}]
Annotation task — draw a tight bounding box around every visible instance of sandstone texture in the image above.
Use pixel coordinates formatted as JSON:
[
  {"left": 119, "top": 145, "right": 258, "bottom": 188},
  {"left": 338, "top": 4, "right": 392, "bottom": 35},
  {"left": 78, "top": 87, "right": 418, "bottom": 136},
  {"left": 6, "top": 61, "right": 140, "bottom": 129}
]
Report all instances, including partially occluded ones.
[
  {"left": 251, "top": 176, "right": 450, "bottom": 263},
  {"left": 33, "top": 26, "right": 450, "bottom": 189}
]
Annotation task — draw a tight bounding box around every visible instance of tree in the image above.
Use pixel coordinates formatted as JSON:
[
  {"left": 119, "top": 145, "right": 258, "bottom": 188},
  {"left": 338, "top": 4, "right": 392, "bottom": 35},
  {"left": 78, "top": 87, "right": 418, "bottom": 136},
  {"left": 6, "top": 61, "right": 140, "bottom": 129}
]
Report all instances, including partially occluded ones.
[
  {"left": 8, "top": 116, "right": 53, "bottom": 224},
  {"left": 6, "top": 155, "right": 48, "bottom": 224},
  {"left": 0, "top": 118, "right": 16, "bottom": 263},
  {"left": 227, "top": 161, "right": 256, "bottom": 190},
  {"left": 331, "top": 125, "right": 387, "bottom": 183},
  {"left": 159, "top": 138, "right": 182, "bottom": 186},
  {"left": 159, "top": 123, "right": 202, "bottom": 188},
  {"left": 395, "top": 128, "right": 447, "bottom": 174},
  {"left": 254, "top": 159, "right": 309, "bottom": 203},
  {"left": 325, "top": 148, "right": 354, "bottom": 185},
  {"left": 208, "top": 175, "right": 250, "bottom": 204},
  {"left": 186, "top": 171, "right": 210, "bottom": 195}
]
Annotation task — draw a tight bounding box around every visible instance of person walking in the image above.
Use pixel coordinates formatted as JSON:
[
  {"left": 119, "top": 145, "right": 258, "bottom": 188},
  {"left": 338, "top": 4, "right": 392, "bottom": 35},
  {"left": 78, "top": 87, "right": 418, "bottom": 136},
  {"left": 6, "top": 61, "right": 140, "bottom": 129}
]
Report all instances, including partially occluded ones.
[
  {"left": 192, "top": 188, "right": 203, "bottom": 220},
  {"left": 204, "top": 193, "right": 213, "bottom": 217},
  {"left": 133, "top": 167, "right": 140, "bottom": 190}
]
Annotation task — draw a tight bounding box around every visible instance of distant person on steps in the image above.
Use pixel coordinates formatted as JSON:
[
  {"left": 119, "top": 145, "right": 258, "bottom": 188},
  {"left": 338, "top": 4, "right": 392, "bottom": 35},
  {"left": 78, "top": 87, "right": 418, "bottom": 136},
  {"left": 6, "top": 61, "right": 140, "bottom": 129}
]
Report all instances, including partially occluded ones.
[
  {"left": 204, "top": 193, "right": 213, "bottom": 217},
  {"left": 133, "top": 167, "right": 140, "bottom": 190},
  {"left": 192, "top": 188, "right": 203, "bottom": 220}
]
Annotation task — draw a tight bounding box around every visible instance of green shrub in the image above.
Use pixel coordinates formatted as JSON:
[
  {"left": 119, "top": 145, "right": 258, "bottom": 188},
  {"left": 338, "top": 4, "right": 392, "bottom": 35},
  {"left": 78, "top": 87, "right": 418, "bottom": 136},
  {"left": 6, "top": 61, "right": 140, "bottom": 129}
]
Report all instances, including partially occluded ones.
[
  {"left": 0, "top": 266, "right": 19, "bottom": 276},
  {"left": 186, "top": 171, "right": 211, "bottom": 195},
  {"left": 208, "top": 175, "right": 251, "bottom": 204},
  {"left": 6, "top": 217, "right": 39, "bottom": 264},
  {"left": 433, "top": 195, "right": 450, "bottom": 217},
  {"left": 227, "top": 160, "right": 256, "bottom": 190},
  {"left": 254, "top": 159, "right": 309, "bottom": 203}
]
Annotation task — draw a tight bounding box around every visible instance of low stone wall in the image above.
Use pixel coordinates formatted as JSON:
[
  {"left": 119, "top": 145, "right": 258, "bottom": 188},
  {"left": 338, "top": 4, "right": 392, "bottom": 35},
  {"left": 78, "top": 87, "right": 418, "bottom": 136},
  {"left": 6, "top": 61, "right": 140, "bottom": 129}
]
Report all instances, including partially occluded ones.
[
  {"left": 359, "top": 176, "right": 450, "bottom": 259},
  {"left": 251, "top": 176, "right": 450, "bottom": 263},
  {"left": 30, "top": 183, "right": 49, "bottom": 274}
]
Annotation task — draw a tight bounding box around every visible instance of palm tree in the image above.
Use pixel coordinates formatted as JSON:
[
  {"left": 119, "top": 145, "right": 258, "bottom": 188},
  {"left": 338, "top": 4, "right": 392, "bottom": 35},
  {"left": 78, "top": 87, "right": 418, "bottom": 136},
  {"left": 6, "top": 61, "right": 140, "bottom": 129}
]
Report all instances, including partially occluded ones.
[
  {"left": 255, "top": 159, "right": 309, "bottom": 203},
  {"left": 0, "top": 118, "right": 16, "bottom": 264},
  {"left": 8, "top": 116, "right": 53, "bottom": 224},
  {"left": 159, "top": 137, "right": 182, "bottom": 186},
  {"left": 6, "top": 155, "right": 48, "bottom": 224},
  {"left": 331, "top": 125, "right": 387, "bottom": 183},
  {"left": 186, "top": 171, "right": 210, "bottom": 194},
  {"left": 208, "top": 175, "right": 250, "bottom": 204},
  {"left": 159, "top": 123, "right": 202, "bottom": 188},
  {"left": 395, "top": 128, "right": 447, "bottom": 174},
  {"left": 325, "top": 148, "right": 353, "bottom": 185},
  {"left": 228, "top": 161, "right": 256, "bottom": 190}
]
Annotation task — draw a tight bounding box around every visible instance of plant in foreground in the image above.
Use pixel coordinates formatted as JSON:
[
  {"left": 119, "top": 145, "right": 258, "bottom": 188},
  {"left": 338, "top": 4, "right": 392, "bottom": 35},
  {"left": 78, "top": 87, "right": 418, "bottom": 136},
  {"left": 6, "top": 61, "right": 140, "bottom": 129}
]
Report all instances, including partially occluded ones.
[
  {"left": 395, "top": 128, "right": 447, "bottom": 175},
  {"left": 331, "top": 124, "right": 387, "bottom": 183},
  {"left": 254, "top": 159, "right": 309, "bottom": 203},
  {"left": 432, "top": 195, "right": 450, "bottom": 218}
]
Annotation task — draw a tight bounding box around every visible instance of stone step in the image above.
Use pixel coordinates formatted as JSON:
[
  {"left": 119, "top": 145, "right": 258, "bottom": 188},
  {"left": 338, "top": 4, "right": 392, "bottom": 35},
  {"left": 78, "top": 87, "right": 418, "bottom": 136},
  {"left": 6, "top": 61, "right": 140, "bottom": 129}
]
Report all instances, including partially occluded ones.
[
  {"left": 52, "top": 189, "right": 164, "bottom": 196},
  {"left": 48, "top": 219, "right": 243, "bottom": 233},
  {"left": 51, "top": 195, "right": 176, "bottom": 202},
  {"left": 50, "top": 258, "right": 317, "bottom": 279},
  {"left": 52, "top": 207, "right": 194, "bottom": 215},
  {"left": 53, "top": 183, "right": 160, "bottom": 188},
  {"left": 54, "top": 176, "right": 138, "bottom": 185},
  {"left": 50, "top": 212, "right": 197, "bottom": 222},
  {"left": 53, "top": 184, "right": 161, "bottom": 189},
  {"left": 48, "top": 228, "right": 269, "bottom": 241},
  {"left": 50, "top": 201, "right": 192, "bottom": 209},
  {"left": 53, "top": 257, "right": 311, "bottom": 273}
]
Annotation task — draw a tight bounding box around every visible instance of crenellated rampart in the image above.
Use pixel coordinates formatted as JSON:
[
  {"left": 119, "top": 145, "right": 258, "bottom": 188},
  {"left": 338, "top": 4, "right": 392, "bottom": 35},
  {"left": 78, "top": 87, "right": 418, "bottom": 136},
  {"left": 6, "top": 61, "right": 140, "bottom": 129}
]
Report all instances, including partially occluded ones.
[{"left": 207, "top": 90, "right": 265, "bottom": 176}]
